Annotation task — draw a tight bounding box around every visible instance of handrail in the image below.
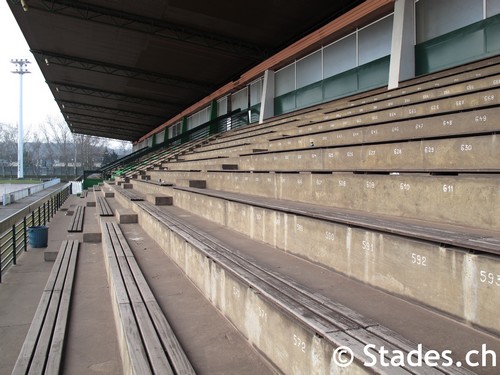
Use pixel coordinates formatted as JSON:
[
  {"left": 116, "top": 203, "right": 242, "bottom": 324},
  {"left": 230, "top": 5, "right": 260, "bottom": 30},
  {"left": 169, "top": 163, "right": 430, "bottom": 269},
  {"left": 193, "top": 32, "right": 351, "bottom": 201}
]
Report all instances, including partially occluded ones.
[
  {"left": 0, "top": 183, "right": 70, "bottom": 282},
  {"left": 100, "top": 109, "right": 246, "bottom": 176}
]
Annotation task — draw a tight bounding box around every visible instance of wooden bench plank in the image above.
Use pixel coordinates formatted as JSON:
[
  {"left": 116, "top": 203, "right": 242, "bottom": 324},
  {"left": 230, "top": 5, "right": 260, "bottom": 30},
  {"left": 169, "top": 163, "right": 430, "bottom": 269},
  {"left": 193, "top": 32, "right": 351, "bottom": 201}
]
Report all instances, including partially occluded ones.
[
  {"left": 105, "top": 223, "right": 174, "bottom": 373},
  {"left": 29, "top": 290, "right": 62, "bottom": 374},
  {"left": 100, "top": 221, "right": 195, "bottom": 375},
  {"left": 117, "top": 187, "right": 144, "bottom": 201},
  {"left": 11, "top": 292, "right": 52, "bottom": 375},
  {"left": 12, "top": 240, "right": 79, "bottom": 375},
  {"left": 68, "top": 206, "right": 85, "bottom": 232},
  {"left": 117, "top": 304, "right": 152, "bottom": 375},
  {"left": 147, "top": 301, "right": 196, "bottom": 375},
  {"left": 45, "top": 241, "right": 79, "bottom": 375},
  {"left": 133, "top": 302, "right": 174, "bottom": 375},
  {"left": 96, "top": 197, "right": 114, "bottom": 217}
]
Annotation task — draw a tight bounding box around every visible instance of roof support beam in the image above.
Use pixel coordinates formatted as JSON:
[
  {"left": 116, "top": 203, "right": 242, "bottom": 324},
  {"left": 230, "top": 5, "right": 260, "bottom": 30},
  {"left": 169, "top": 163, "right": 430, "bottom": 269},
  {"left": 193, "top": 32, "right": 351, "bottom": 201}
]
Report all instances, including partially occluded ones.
[
  {"left": 57, "top": 100, "right": 164, "bottom": 121},
  {"left": 68, "top": 120, "right": 144, "bottom": 137},
  {"left": 47, "top": 81, "right": 183, "bottom": 110},
  {"left": 32, "top": 49, "right": 213, "bottom": 91},
  {"left": 62, "top": 111, "right": 151, "bottom": 130},
  {"left": 15, "top": 0, "right": 268, "bottom": 59},
  {"left": 70, "top": 123, "right": 138, "bottom": 141}
]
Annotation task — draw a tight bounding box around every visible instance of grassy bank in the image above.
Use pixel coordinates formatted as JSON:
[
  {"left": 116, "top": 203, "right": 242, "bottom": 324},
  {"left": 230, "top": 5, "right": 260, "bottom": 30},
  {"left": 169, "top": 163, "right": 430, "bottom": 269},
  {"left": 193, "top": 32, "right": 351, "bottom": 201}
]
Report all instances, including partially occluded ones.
[{"left": 0, "top": 179, "right": 41, "bottom": 184}]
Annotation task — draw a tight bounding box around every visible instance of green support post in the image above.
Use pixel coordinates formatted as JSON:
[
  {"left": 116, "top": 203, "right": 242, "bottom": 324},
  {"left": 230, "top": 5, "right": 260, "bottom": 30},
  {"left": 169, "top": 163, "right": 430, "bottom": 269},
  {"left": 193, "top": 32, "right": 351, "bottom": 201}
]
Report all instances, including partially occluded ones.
[{"left": 209, "top": 100, "right": 218, "bottom": 135}]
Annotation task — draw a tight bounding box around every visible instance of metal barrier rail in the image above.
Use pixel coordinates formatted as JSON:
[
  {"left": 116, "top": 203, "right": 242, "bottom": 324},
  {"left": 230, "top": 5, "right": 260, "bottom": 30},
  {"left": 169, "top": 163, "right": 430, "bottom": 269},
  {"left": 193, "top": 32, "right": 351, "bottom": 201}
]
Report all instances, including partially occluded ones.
[
  {"left": 2, "top": 178, "right": 61, "bottom": 206},
  {"left": 0, "top": 183, "right": 70, "bottom": 282},
  {"left": 100, "top": 109, "right": 247, "bottom": 177}
]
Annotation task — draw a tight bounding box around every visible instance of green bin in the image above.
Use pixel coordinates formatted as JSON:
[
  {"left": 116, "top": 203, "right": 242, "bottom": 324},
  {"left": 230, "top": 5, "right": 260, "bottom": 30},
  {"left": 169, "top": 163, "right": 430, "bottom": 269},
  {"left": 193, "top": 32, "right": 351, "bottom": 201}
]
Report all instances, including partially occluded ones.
[{"left": 28, "top": 226, "right": 48, "bottom": 248}]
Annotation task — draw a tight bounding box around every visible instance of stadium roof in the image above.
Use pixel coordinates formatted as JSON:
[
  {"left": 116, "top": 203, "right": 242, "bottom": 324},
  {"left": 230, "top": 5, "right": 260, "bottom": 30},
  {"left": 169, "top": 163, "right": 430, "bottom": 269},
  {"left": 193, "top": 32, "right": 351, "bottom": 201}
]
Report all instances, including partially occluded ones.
[{"left": 8, "top": 0, "right": 365, "bottom": 141}]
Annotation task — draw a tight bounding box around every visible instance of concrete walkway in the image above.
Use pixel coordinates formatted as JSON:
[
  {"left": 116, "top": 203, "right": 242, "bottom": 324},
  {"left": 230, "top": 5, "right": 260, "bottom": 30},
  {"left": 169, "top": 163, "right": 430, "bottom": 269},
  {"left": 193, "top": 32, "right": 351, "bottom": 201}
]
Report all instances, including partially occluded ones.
[
  {"left": 0, "top": 183, "right": 65, "bottom": 222},
  {"left": 0, "top": 191, "right": 277, "bottom": 374},
  {"left": 0, "top": 192, "right": 121, "bottom": 375}
]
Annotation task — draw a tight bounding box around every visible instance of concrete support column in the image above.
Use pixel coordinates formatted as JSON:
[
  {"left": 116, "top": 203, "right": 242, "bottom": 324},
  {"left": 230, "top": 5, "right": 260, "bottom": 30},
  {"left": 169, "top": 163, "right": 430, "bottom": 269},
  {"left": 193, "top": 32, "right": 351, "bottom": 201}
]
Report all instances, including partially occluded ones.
[
  {"left": 259, "top": 69, "right": 275, "bottom": 124},
  {"left": 388, "top": 0, "right": 415, "bottom": 89}
]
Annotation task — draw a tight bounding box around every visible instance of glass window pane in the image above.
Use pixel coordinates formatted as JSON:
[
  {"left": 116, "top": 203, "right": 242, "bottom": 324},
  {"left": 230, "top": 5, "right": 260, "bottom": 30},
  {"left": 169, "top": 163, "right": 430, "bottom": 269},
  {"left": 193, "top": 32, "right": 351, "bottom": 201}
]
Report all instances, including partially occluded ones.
[
  {"left": 296, "top": 50, "right": 322, "bottom": 89},
  {"left": 250, "top": 79, "right": 263, "bottom": 106},
  {"left": 487, "top": 0, "right": 500, "bottom": 17},
  {"left": 217, "top": 96, "right": 228, "bottom": 116},
  {"left": 231, "top": 87, "right": 248, "bottom": 111},
  {"left": 323, "top": 34, "right": 356, "bottom": 78},
  {"left": 416, "top": 0, "right": 483, "bottom": 43},
  {"left": 275, "top": 64, "right": 295, "bottom": 96},
  {"left": 359, "top": 15, "right": 393, "bottom": 65}
]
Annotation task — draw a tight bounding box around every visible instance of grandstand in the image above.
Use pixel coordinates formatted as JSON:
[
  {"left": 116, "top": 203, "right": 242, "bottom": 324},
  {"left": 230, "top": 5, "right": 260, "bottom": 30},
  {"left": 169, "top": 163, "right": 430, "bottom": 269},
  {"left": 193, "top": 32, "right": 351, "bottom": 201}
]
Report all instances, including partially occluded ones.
[{"left": 2, "top": 0, "right": 499, "bottom": 374}]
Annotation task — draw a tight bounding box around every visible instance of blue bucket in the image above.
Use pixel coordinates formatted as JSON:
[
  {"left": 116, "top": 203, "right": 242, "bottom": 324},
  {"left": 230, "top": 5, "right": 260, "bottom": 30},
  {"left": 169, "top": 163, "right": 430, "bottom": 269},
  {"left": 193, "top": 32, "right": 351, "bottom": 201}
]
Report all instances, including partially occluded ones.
[{"left": 28, "top": 226, "right": 49, "bottom": 248}]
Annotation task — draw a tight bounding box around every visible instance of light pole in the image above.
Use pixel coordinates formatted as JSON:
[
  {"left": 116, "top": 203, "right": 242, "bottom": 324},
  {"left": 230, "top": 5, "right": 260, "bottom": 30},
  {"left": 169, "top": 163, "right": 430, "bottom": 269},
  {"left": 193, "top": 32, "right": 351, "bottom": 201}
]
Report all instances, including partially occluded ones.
[{"left": 11, "top": 59, "right": 31, "bottom": 179}]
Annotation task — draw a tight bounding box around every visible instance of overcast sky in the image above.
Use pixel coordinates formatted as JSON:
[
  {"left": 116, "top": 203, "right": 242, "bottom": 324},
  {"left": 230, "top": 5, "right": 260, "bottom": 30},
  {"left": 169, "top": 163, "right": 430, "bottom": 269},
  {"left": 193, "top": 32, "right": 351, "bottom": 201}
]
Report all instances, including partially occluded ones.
[{"left": 0, "top": 2, "right": 64, "bottom": 131}]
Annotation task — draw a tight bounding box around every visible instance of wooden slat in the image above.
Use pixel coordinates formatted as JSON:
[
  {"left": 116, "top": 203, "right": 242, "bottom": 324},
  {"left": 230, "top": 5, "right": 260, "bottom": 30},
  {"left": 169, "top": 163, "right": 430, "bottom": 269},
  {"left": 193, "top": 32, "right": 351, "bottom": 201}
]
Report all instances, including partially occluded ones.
[
  {"left": 97, "top": 197, "right": 114, "bottom": 216},
  {"left": 68, "top": 206, "right": 85, "bottom": 232},
  {"left": 117, "top": 304, "right": 153, "bottom": 375},
  {"left": 11, "top": 292, "right": 52, "bottom": 375},
  {"left": 101, "top": 220, "right": 195, "bottom": 375},
  {"left": 11, "top": 240, "right": 80, "bottom": 375},
  {"left": 133, "top": 302, "right": 174, "bottom": 375},
  {"left": 147, "top": 302, "right": 196, "bottom": 375},
  {"left": 45, "top": 241, "right": 79, "bottom": 375}
]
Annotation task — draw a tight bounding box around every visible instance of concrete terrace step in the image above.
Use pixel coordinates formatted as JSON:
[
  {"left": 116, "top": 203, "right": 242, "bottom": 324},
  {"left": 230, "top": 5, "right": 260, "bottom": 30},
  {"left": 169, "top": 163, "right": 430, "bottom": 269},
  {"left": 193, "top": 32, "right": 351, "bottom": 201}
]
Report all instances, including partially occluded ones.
[
  {"left": 108, "top": 184, "right": 498, "bottom": 374},
  {"left": 167, "top": 185, "right": 500, "bottom": 334},
  {"left": 148, "top": 169, "right": 500, "bottom": 232}
]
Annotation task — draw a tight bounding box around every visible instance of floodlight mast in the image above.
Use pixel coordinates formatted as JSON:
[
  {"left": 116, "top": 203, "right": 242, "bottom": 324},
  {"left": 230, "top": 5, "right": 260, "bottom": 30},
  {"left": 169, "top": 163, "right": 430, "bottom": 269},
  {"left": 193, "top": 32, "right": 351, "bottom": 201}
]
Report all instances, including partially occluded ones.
[{"left": 11, "top": 59, "right": 30, "bottom": 179}]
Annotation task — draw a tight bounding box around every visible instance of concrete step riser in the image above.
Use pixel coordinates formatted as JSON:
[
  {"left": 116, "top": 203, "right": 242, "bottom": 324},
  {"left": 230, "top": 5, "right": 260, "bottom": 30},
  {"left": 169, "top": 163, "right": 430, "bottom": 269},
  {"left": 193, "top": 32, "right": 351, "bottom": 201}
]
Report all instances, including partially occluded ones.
[
  {"left": 271, "top": 107, "right": 500, "bottom": 150},
  {"left": 171, "top": 188, "right": 500, "bottom": 335},
  {"left": 238, "top": 134, "right": 499, "bottom": 171},
  {"left": 148, "top": 171, "right": 500, "bottom": 231},
  {"left": 114, "top": 193, "right": 401, "bottom": 375}
]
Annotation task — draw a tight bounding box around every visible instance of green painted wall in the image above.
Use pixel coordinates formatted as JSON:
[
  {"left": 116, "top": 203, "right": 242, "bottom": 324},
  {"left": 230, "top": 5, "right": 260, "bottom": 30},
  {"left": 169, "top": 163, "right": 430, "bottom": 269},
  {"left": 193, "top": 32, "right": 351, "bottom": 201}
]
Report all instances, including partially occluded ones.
[
  {"left": 416, "top": 14, "right": 500, "bottom": 75},
  {"left": 275, "top": 56, "right": 390, "bottom": 116}
]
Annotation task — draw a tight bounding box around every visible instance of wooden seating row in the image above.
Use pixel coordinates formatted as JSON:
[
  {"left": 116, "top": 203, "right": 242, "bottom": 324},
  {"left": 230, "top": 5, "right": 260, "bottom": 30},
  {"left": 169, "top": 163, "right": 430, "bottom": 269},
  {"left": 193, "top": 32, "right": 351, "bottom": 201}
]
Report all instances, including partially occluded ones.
[
  {"left": 115, "top": 186, "right": 144, "bottom": 201},
  {"left": 121, "top": 197, "right": 474, "bottom": 375},
  {"left": 96, "top": 196, "right": 113, "bottom": 217},
  {"left": 68, "top": 205, "right": 85, "bottom": 232},
  {"left": 169, "top": 185, "right": 500, "bottom": 334},
  {"left": 101, "top": 221, "right": 195, "bottom": 375},
  {"left": 200, "top": 60, "right": 500, "bottom": 152},
  {"left": 178, "top": 84, "right": 500, "bottom": 164},
  {"left": 12, "top": 240, "right": 79, "bottom": 375},
  {"left": 148, "top": 170, "right": 500, "bottom": 231}
]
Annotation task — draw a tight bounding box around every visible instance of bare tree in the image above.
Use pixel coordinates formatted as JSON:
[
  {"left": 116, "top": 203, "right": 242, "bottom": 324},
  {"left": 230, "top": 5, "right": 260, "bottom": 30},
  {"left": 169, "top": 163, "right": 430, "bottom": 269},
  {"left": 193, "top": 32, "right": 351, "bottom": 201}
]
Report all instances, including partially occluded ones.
[
  {"left": 114, "top": 140, "right": 133, "bottom": 156},
  {"left": 74, "top": 133, "right": 104, "bottom": 170},
  {"left": 0, "top": 124, "right": 18, "bottom": 177},
  {"left": 24, "top": 131, "right": 44, "bottom": 178},
  {"left": 42, "top": 116, "right": 73, "bottom": 177}
]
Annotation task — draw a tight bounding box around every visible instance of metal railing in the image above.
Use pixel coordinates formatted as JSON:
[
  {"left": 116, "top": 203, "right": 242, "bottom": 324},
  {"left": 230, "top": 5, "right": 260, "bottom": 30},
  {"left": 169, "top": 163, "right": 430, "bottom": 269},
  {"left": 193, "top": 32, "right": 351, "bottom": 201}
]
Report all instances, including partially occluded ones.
[
  {"left": 99, "top": 109, "right": 248, "bottom": 177},
  {"left": 0, "top": 183, "right": 70, "bottom": 282}
]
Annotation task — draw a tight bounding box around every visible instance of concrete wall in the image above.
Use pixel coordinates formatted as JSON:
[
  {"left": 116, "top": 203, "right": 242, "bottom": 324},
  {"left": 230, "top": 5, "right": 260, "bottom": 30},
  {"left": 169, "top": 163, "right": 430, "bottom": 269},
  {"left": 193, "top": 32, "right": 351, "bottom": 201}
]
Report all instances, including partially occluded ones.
[
  {"left": 169, "top": 187, "right": 500, "bottom": 334},
  {"left": 110, "top": 187, "right": 380, "bottom": 374},
  {"left": 148, "top": 171, "right": 500, "bottom": 231}
]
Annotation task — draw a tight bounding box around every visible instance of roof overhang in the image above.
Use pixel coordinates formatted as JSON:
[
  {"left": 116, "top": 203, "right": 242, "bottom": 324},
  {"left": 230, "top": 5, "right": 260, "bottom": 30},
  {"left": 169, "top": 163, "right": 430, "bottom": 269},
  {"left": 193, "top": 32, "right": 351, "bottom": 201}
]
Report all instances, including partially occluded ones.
[{"left": 8, "top": 0, "right": 369, "bottom": 142}]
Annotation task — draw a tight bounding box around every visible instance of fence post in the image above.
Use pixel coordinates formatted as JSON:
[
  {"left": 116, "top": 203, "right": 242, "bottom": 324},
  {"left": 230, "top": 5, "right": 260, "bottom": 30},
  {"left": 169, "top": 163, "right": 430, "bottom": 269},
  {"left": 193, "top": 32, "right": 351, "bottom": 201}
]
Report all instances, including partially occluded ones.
[
  {"left": 38, "top": 206, "right": 41, "bottom": 226},
  {"left": 43, "top": 203, "right": 46, "bottom": 226},
  {"left": 23, "top": 217, "right": 27, "bottom": 252},
  {"left": 12, "top": 224, "right": 16, "bottom": 266}
]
